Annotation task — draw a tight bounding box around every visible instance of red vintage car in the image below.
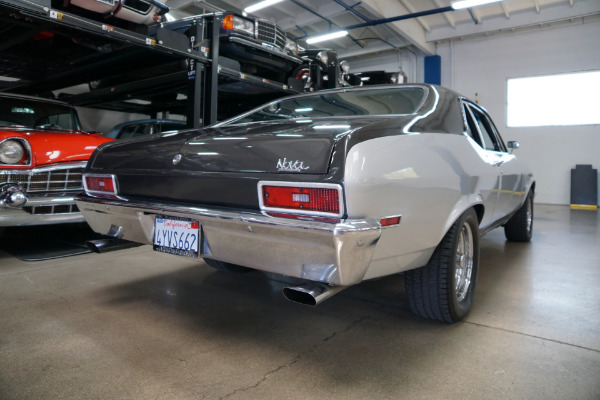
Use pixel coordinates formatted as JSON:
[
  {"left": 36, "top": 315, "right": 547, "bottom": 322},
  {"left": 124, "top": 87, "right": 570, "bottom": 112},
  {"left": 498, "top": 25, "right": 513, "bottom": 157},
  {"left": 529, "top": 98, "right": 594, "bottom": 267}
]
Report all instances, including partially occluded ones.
[{"left": 0, "top": 93, "right": 113, "bottom": 236}]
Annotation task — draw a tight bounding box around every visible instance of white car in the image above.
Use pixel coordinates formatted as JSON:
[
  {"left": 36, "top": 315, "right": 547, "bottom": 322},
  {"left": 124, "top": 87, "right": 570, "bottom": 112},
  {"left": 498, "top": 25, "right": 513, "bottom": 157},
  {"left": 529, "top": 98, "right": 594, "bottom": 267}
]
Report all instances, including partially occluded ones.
[{"left": 75, "top": 84, "right": 535, "bottom": 323}]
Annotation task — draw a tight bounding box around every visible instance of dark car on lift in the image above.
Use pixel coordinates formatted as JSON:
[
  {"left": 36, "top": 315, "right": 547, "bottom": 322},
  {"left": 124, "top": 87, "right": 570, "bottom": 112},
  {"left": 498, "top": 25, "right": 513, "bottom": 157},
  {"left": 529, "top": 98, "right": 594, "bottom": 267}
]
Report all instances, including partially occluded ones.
[
  {"left": 355, "top": 70, "right": 406, "bottom": 85},
  {"left": 151, "top": 12, "right": 303, "bottom": 84},
  {"left": 291, "top": 49, "right": 362, "bottom": 91}
]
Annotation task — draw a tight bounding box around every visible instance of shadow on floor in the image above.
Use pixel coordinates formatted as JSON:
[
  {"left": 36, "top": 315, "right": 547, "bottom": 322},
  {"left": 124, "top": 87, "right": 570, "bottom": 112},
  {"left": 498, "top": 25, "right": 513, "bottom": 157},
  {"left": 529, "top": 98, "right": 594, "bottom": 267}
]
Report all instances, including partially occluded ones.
[{"left": 0, "top": 223, "right": 107, "bottom": 261}]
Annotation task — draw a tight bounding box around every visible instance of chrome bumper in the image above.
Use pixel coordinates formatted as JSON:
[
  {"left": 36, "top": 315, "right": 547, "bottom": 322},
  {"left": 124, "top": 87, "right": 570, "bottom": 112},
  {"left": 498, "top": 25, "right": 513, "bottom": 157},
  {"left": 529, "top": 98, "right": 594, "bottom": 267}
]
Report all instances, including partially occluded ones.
[
  {"left": 0, "top": 194, "right": 84, "bottom": 226},
  {"left": 75, "top": 194, "right": 382, "bottom": 286}
]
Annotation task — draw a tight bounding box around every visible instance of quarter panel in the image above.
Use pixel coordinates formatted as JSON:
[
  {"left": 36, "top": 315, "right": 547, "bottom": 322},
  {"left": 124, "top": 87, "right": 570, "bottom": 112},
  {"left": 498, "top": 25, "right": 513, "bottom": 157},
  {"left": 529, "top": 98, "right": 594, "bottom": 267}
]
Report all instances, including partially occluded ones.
[{"left": 344, "top": 133, "right": 501, "bottom": 278}]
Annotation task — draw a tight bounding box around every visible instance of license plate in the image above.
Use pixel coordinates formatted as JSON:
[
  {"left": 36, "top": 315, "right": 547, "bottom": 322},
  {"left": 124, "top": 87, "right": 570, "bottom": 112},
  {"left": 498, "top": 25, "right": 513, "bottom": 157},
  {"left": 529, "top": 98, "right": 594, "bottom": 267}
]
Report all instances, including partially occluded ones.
[{"left": 153, "top": 215, "right": 200, "bottom": 258}]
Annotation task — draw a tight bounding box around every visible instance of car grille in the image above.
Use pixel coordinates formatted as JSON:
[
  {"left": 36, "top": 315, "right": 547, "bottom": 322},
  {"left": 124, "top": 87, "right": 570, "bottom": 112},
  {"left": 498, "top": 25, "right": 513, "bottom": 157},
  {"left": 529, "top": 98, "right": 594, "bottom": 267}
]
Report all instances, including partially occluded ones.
[
  {"left": 23, "top": 204, "right": 80, "bottom": 215},
  {"left": 1, "top": 167, "right": 84, "bottom": 193},
  {"left": 256, "top": 20, "right": 286, "bottom": 50}
]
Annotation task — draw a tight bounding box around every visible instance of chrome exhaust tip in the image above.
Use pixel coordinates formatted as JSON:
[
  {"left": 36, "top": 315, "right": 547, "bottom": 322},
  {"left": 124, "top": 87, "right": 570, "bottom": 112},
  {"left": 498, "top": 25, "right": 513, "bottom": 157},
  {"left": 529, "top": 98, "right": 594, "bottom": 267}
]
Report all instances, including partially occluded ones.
[
  {"left": 282, "top": 284, "right": 347, "bottom": 307},
  {"left": 86, "top": 238, "right": 140, "bottom": 253}
]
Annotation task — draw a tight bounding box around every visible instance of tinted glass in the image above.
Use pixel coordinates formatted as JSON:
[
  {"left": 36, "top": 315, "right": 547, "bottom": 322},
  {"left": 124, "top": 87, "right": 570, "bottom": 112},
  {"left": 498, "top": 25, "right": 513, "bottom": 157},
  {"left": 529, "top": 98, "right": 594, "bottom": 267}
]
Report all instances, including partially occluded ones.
[
  {"left": 225, "top": 87, "right": 426, "bottom": 124},
  {"left": 0, "top": 97, "right": 81, "bottom": 131},
  {"left": 468, "top": 106, "right": 499, "bottom": 152}
]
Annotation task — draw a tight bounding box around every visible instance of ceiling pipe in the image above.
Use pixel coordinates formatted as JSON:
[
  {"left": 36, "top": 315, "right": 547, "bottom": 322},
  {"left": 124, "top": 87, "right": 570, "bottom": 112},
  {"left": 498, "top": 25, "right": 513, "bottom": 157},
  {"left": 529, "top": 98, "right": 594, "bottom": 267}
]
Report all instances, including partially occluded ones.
[
  {"left": 289, "top": 0, "right": 364, "bottom": 48},
  {"left": 342, "top": 6, "right": 453, "bottom": 30},
  {"left": 331, "top": 0, "right": 372, "bottom": 23}
]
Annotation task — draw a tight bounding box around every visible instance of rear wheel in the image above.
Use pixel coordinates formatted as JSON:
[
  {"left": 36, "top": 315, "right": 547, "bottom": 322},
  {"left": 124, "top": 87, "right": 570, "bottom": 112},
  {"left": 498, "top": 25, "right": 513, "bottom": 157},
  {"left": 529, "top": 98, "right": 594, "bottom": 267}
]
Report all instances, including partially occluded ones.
[
  {"left": 203, "top": 258, "right": 253, "bottom": 274},
  {"left": 504, "top": 191, "right": 534, "bottom": 242},
  {"left": 405, "top": 209, "right": 480, "bottom": 323}
]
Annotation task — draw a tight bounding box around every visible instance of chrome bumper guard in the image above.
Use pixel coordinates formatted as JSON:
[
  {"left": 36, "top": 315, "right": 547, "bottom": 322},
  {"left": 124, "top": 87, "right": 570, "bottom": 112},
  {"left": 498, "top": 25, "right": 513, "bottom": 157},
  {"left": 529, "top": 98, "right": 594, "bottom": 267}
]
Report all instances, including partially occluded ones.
[{"left": 75, "top": 194, "right": 382, "bottom": 286}]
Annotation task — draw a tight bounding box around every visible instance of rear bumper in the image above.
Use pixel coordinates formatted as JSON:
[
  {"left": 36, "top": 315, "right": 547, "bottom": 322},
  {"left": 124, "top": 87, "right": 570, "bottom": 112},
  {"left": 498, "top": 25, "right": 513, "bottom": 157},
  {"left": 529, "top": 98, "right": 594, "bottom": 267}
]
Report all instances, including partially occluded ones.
[{"left": 75, "top": 194, "right": 382, "bottom": 286}]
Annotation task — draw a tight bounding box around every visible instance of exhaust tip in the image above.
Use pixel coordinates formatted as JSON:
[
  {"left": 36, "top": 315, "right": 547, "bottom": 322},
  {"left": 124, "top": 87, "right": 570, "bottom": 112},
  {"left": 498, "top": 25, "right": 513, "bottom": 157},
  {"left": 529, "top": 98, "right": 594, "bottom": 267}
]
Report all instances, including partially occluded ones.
[
  {"left": 86, "top": 238, "right": 140, "bottom": 253},
  {"left": 283, "top": 287, "right": 318, "bottom": 307},
  {"left": 283, "top": 284, "right": 347, "bottom": 307}
]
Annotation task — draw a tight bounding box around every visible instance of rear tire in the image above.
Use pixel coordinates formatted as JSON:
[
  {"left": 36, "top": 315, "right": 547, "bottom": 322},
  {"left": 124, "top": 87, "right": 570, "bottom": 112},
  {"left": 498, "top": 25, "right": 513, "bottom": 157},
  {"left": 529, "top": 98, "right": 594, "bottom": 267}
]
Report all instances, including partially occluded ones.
[
  {"left": 405, "top": 209, "right": 480, "bottom": 323},
  {"left": 204, "top": 258, "right": 253, "bottom": 274},
  {"left": 504, "top": 191, "right": 534, "bottom": 242}
]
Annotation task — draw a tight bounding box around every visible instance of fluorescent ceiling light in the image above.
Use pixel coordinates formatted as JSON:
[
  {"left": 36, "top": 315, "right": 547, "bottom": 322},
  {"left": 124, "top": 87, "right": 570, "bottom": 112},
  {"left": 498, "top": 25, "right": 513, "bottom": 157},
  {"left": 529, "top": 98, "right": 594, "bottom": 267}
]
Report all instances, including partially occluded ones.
[
  {"left": 306, "top": 30, "right": 348, "bottom": 44},
  {"left": 451, "top": 0, "right": 504, "bottom": 10},
  {"left": 244, "top": 0, "right": 284, "bottom": 13},
  {"left": 294, "top": 107, "right": 313, "bottom": 112}
]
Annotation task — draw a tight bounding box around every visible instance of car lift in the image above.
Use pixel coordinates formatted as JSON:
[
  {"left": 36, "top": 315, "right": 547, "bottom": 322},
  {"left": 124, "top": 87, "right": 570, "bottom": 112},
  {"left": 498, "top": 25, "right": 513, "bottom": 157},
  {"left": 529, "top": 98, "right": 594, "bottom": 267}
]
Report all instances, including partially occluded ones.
[{"left": 0, "top": 0, "right": 300, "bottom": 127}]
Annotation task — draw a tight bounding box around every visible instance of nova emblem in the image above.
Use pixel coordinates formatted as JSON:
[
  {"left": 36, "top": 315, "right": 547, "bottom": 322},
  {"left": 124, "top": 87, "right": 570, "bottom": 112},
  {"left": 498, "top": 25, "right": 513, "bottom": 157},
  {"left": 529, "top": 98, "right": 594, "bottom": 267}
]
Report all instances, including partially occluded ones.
[
  {"left": 172, "top": 154, "right": 182, "bottom": 165},
  {"left": 277, "top": 158, "right": 310, "bottom": 172}
]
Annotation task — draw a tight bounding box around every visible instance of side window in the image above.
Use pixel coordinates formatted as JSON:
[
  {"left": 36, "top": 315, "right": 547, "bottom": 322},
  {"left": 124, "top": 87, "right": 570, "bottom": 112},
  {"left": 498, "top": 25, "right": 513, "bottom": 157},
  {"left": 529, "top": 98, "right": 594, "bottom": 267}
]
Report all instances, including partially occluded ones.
[
  {"left": 462, "top": 103, "right": 483, "bottom": 147},
  {"left": 466, "top": 104, "right": 500, "bottom": 152}
]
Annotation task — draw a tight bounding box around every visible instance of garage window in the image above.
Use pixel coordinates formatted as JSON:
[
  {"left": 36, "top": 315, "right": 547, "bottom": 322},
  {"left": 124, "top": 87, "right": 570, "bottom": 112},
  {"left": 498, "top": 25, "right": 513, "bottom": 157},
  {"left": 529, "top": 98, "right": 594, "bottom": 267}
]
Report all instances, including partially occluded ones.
[{"left": 507, "top": 70, "right": 600, "bottom": 127}]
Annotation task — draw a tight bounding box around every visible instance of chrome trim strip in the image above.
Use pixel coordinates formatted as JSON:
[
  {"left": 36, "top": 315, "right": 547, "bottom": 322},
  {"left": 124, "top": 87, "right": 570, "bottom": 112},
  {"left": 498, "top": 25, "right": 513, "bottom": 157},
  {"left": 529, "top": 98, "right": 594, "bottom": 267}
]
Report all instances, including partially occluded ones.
[{"left": 0, "top": 161, "right": 88, "bottom": 175}]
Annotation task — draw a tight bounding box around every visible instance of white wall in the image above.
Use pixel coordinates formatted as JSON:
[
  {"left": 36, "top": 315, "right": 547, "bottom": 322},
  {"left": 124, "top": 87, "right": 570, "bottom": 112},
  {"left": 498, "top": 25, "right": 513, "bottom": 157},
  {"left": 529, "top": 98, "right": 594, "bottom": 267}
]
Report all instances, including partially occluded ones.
[{"left": 437, "top": 18, "right": 600, "bottom": 205}]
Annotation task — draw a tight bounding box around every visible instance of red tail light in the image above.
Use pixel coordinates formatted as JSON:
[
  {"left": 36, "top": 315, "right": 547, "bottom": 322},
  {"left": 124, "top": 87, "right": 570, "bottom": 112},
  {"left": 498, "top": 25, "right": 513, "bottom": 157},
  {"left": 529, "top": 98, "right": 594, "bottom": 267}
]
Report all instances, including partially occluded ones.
[
  {"left": 83, "top": 174, "right": 118, "bottom": 198},
  {"left": 258, "top": 181, "right": 343, "bottom": 220}
]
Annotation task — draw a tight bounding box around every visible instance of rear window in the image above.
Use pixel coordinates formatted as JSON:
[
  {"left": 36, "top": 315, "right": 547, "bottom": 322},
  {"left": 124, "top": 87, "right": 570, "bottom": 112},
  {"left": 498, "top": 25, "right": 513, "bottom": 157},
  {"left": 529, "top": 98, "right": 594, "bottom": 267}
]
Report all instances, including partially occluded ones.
[{"left": 224, "top": 87, "right": 426, "bottom": 124}]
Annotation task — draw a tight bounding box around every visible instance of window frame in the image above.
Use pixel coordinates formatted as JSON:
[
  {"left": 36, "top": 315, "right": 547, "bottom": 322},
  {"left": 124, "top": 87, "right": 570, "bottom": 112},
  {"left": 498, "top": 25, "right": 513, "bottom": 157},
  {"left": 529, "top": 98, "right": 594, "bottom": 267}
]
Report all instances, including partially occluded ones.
[{"left": 461, "top": 100, "right": 507, "bottom": 153}]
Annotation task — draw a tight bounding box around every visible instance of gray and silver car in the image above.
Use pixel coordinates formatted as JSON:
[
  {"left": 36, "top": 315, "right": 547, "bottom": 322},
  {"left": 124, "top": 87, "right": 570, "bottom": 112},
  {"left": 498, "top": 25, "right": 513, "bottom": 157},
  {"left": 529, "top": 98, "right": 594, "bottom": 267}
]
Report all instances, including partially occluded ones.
[{"left": 75, "top": 84, "right": 535, "bottom": 323}]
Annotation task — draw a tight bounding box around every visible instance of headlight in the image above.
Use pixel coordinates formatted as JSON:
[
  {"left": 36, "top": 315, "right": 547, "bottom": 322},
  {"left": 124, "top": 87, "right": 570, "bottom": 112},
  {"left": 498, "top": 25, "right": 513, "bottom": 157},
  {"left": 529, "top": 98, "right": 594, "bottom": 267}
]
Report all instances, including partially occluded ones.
[
  {"left": 316, "top": 51, "right": 329, "bottom": 66},
  {"left": 340, "top": 60, "right": 350, "bottom": 73},
  {"left": 285, "top": 38, "right": 299, "bottom": 55},
  {"left": 0, "top": 139, "right": 25, "bottom": 164},
  {"left": 222, "top": 14, "right": 255, "bottom": 37},
  {"left": 233, "top": 16, "right": 254, "bottom": 36}
]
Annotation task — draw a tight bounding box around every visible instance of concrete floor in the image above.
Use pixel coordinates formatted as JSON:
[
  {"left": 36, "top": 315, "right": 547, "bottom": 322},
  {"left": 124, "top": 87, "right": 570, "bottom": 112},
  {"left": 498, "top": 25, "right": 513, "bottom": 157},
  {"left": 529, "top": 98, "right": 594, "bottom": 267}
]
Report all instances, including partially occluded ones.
[{"left": 0, "top": 204, "right": 599, "bottom": 400}]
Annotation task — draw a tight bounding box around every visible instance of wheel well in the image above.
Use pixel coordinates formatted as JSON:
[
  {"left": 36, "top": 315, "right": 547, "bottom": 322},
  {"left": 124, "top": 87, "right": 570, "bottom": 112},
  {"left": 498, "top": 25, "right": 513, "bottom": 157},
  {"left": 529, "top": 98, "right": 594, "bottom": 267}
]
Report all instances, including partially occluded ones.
[{"left": 472, "top": 204, "right": 484, "bottom": 224}]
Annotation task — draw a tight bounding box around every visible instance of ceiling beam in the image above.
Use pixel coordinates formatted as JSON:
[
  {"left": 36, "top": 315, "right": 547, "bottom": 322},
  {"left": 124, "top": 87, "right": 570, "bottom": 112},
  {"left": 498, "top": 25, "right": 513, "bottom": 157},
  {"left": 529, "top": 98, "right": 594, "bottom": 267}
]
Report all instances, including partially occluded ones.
[
  {"left": 426, "top": 0, "right": 600, "bottom": 42},
  {"left": 356, "top": 0, "right": 436, "bottom": 55},
  {"left": 433, "top": 0, "right": 456, "bottom": 28}
]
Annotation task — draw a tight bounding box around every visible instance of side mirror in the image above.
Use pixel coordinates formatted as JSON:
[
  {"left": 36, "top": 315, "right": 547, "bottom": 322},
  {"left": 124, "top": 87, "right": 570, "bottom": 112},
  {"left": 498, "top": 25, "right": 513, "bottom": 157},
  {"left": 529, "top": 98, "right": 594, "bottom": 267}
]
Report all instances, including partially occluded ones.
[{"left": 507, "top": 141, "right": 520, "bottom": 153}]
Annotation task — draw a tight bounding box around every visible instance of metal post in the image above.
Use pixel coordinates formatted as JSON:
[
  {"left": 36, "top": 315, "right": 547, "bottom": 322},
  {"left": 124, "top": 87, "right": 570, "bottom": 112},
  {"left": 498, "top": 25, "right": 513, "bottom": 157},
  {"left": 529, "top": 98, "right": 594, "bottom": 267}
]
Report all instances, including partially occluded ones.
[
  {"left": 186, "top": 21, "right": 204, "bottom": 129},
  {"left": 202, "top": 15, "right": 220, "bottom": 126}
]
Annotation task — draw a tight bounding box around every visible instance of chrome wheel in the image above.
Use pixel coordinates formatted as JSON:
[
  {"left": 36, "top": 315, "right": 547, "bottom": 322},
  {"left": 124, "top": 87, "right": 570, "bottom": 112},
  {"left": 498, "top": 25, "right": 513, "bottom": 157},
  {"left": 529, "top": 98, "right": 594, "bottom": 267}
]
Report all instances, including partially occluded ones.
[
  {"left": 526, "top": 196, "right": 533, "bottom": 234},
  {"left": 454, "top": 222, "right": 474, "bottom": 303}
]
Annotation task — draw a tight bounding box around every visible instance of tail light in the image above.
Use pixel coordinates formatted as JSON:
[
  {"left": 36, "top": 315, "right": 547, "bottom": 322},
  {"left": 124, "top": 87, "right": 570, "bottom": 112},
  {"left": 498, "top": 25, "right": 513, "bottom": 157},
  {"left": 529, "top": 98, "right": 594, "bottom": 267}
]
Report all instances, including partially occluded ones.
[
  {"left": 83, "top": 174, "right": 118, "bottom": 198},
  {"left": 258, "top": 181, "right": 343, "bottom": 221}
]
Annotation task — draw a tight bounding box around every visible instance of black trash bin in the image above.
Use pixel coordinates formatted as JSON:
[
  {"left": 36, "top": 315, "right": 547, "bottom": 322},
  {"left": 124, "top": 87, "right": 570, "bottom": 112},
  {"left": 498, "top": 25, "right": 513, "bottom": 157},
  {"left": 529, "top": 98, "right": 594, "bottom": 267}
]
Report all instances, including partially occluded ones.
[{"left": 570, "top": 164, "right": 598, "bottom": 210}]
